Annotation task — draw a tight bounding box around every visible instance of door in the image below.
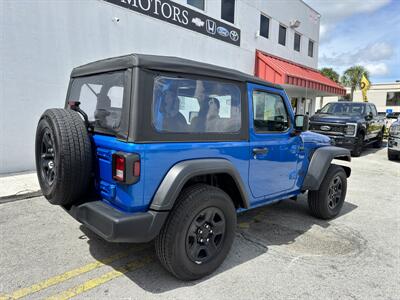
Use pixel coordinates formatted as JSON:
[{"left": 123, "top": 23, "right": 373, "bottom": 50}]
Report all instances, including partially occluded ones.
[
  {"left": 369, "top": 104, "right": 382, "bottom": 137},
  {"left": 365, "top": 104, "right": 375, "bottom": 139},
  {"left": 248, "top": 84, "right": 302, "bottom": 199}
]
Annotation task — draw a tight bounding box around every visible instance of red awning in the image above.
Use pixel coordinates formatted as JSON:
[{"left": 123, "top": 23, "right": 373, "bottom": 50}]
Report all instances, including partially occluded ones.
[{"left": 255, "top": 50, "right": 346, "bottom": 96}]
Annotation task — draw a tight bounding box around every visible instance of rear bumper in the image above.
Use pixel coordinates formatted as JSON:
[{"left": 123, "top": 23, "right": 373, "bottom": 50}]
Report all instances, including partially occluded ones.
[{"left": 65, "top": 201, "right": 168, "bottom": 243}]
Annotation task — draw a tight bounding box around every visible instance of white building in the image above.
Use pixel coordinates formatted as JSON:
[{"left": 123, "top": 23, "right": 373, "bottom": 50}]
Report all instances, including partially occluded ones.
[
  {"left": 317, "top": 82, "right": 400, "bottom": 113},
  {"left": 0, "top": 0, "right": 344, "bottom": 174}
]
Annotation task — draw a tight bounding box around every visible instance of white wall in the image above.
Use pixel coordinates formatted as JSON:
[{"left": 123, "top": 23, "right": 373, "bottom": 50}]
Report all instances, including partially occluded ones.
[{"left": 0, "top": 0, "right": 319, "bottom": 173}]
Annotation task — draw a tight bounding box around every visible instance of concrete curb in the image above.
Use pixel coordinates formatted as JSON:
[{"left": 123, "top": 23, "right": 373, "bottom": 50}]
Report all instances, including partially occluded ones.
[{"left": 0, "top": 191, "right": 42, "bottom": 204}]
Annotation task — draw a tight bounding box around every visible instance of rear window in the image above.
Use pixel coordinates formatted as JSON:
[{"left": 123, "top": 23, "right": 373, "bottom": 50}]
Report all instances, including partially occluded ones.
[
  {"left": 152, "top": 76, "right": 241, "bottom": 133},
  {"left": 68, "top": 71, "right": 126, "bottom": 132}
]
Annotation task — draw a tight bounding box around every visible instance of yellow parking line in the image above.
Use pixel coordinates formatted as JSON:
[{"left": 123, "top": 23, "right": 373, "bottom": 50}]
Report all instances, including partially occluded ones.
[
  {"left": 46, "top": 256, "right": 154, "bottom": 300},
  {"left": 1, "top": 245, "right": 147, "bottom": 300}
]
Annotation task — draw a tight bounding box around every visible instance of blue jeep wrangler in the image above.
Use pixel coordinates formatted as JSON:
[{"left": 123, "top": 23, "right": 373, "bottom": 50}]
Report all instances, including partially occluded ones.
[{"left": 35, "top": 54, "right": 351, "bottom": 280}]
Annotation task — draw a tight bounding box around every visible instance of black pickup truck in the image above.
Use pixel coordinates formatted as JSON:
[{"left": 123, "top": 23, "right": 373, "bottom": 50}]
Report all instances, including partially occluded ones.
[{"left": 309, "top": 101, "right": 385, "bottom": 156}]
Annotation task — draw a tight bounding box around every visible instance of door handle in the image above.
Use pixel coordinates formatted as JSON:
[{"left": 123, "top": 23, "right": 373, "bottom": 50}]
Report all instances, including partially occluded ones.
[{"left": 252, "top": 147, "right": 268, "bottom": 157}]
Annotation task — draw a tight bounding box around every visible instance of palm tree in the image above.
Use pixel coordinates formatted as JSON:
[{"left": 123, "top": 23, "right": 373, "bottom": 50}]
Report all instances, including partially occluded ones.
[
  {"left": 320, "top": 67, "right": 339, "bottom": 83},
  {"left": 341, "top": 66, "right": 370, "bottom": 101}
]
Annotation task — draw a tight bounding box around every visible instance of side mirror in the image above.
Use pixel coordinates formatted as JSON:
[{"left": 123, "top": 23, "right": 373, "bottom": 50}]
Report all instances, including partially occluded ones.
[
  {"left": 294, "top": 114, "right": 309, "bottom": 132},
  {"left": 316, "top": 109, "right": 321, "bottom": 114},
  {"left": 365, "top": 112, "right": 373, "bottom": 120}
]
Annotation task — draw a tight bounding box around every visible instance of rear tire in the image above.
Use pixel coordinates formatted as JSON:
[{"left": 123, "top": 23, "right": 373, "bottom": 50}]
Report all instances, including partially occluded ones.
[
  {"left": 35, "top": 108, "right": 92, "bottom": 205},
  {"left": 308, "top": 165, "right": 347, "bottom": 220},
  {"left": 155, "top": 184, "right": 236, "bottom": 281},
  {"left": 373, "top": 129, "right": 384, "bottom": 148},
  {"left": 388, "top": 149, "right": 399, "bottom": 161},
  {"left": 351, "top": 132, "right": 364, "bottom": 157}
]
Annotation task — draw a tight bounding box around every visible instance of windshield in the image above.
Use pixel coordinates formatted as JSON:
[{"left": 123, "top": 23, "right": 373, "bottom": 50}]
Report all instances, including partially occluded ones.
[
  {"left": 320, "top": 102, "right": 365, "bottom": 115},
  {"left": 68, "top": 71, "right": 126, "bottom": 133}
]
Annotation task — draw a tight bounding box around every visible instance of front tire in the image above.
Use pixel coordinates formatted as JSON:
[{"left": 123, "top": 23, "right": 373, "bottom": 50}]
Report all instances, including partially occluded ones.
[
  {"left": 308, "top": 165, "right": 347, "bottom": 220},
  {"left": 155, "top": 184, "right": 236, "bottom": 281},
  {"left": 351, "top": 132, "right": 364, "bottom": 157}
]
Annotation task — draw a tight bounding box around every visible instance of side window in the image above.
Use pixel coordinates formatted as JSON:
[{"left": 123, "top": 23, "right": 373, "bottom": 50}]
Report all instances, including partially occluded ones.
[
  {"left": 370, "top": 105, "right": 378, "bottom": 116},
  {"left": 69, "top": 71, "right": 126, "bottom": 131},
  {"left": 152, "top": 76, "right": 241, "bottom": 133},
  {"left": 252, "top": 90, "right": 289, "bottom": 132},
  {"left": 365, "top": 104, "right": 372, "bottom": 115}
]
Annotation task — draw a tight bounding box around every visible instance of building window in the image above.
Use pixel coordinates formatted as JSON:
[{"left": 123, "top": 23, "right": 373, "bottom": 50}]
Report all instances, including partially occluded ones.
[
  {"left": 260, "top": 14, "right": 270, "bottom": 39},
  {"left": 308, "top": 39, "right": 314, "bottom": 57},
  {"left": 294, "top": 32, "right": 301, "bottom": 52},
  {"left": 221, "top": 0, "right": 235, "bottom": 23},
  {"left": 187, "top": 0, "right": 205, "bottom": 11},
  {"left": 278, "top": 25, "right": 286, "bottom": 46},
  {"left": 387, "top": 92, "right": 400, "bottom": 106}
]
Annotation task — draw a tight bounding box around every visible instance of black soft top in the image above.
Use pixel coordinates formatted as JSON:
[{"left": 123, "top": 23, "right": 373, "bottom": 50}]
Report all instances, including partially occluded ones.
[{"left": 71, "top": 53, "right": 282, "bottom": 89}]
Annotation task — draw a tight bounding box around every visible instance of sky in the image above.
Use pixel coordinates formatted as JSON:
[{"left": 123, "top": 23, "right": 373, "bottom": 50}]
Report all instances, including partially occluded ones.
[{"left": 303, "top": 0, "right": 400, "bottom": 83}]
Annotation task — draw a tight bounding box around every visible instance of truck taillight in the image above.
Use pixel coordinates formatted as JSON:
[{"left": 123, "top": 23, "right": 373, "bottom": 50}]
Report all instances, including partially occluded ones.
[{"left": 112, "top": 152, "right": 140, "bottom": 184}]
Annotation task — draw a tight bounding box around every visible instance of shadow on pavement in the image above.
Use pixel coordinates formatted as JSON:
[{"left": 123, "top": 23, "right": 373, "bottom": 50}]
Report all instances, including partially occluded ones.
[
  {"left": 356, "top": 141, "right": 387, "bottom": 158},
  {"left": 80, "top": 195, "right": 358, "bottom": 294}
]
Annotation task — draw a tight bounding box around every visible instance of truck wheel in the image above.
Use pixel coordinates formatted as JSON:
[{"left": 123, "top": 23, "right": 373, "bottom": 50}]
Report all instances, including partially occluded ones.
[
  {"left": 373, "top": 129, "right": 384, "bottom": 148},
  {"left": 388, "top": 149, "right": 399, "bottom": 161},
  {"left": 35, "top": 109, "right": 92, "bottom": 205},
  {"left": 155, "top": 184, "right": 236, "bottom": 281},
  {"left": 351, "top": 132, "right": 364, "bottom": 157},
  {"left": 308, "top": 165, "right": 347, "bottom": 220}
]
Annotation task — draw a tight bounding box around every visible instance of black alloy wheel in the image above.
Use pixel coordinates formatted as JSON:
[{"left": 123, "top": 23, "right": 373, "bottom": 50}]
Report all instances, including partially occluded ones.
[
  {"left": 327, "top": 175, "right": 342, "bottom": 210},
  {"left": 39, "top": 129, "right": 56, "bottom": 186},
  {"left": 186, "top": 207, "right": 226, "bottom": 264}
]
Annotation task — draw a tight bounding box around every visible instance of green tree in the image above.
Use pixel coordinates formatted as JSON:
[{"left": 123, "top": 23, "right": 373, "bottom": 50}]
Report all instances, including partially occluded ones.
[
  {"left": 320, "top": 67, "right": 340, "bottom": 83},
  {"left": 341, "top": 66, "right": 370, "bottom": 101}
]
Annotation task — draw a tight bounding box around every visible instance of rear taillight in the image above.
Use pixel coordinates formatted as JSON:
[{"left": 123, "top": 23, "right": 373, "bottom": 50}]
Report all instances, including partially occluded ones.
[
  {"left": 114, "top": 156, "right": 125, "bottom": 181},
  {"left": 112, "top": 152, "right": 140, "bottom": 184},
  {"left": 133, "top": 161, "right": 140, "bottom": 177}
]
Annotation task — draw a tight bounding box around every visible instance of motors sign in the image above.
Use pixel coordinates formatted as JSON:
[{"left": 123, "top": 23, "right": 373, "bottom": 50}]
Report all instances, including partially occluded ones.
[{"left": 104, "top": 0, "right": 241, "bottom": 46}]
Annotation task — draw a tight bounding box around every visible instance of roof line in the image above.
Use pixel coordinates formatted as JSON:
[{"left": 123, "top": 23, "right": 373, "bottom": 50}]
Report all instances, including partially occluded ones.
[{"left": 299, "top": 0, "right": 321, "bottom": 17}]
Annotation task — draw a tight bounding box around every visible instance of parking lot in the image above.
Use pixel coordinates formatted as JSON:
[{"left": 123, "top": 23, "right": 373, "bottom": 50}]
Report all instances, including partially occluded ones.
[{"left": 0, "top": 146, "right": 399, "bottom": 300}]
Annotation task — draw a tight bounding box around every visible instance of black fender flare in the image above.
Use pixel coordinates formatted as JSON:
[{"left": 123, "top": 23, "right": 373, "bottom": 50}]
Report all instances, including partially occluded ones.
[
  {"left": 302, "top": 146, "right": 351, "bottom": 191},
  {"left": 149, "top": 159, "right": 250, "bottom": 211}
]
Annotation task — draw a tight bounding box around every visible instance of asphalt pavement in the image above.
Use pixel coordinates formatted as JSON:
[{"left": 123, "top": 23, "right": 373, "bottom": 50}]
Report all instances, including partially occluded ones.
[{"left": 0, "top": 146, "right": 399, "bottom": 300}]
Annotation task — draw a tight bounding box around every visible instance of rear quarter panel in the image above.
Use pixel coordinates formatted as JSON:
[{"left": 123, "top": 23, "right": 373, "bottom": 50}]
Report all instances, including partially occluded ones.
[{"left": 93, "top": 134, "right": 250, "bottom": 212}]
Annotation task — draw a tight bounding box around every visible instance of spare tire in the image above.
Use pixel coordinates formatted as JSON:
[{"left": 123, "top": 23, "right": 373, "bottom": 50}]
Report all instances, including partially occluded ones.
[{"left": 35, "top": 108, "right": 92, "bottom": 205}]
